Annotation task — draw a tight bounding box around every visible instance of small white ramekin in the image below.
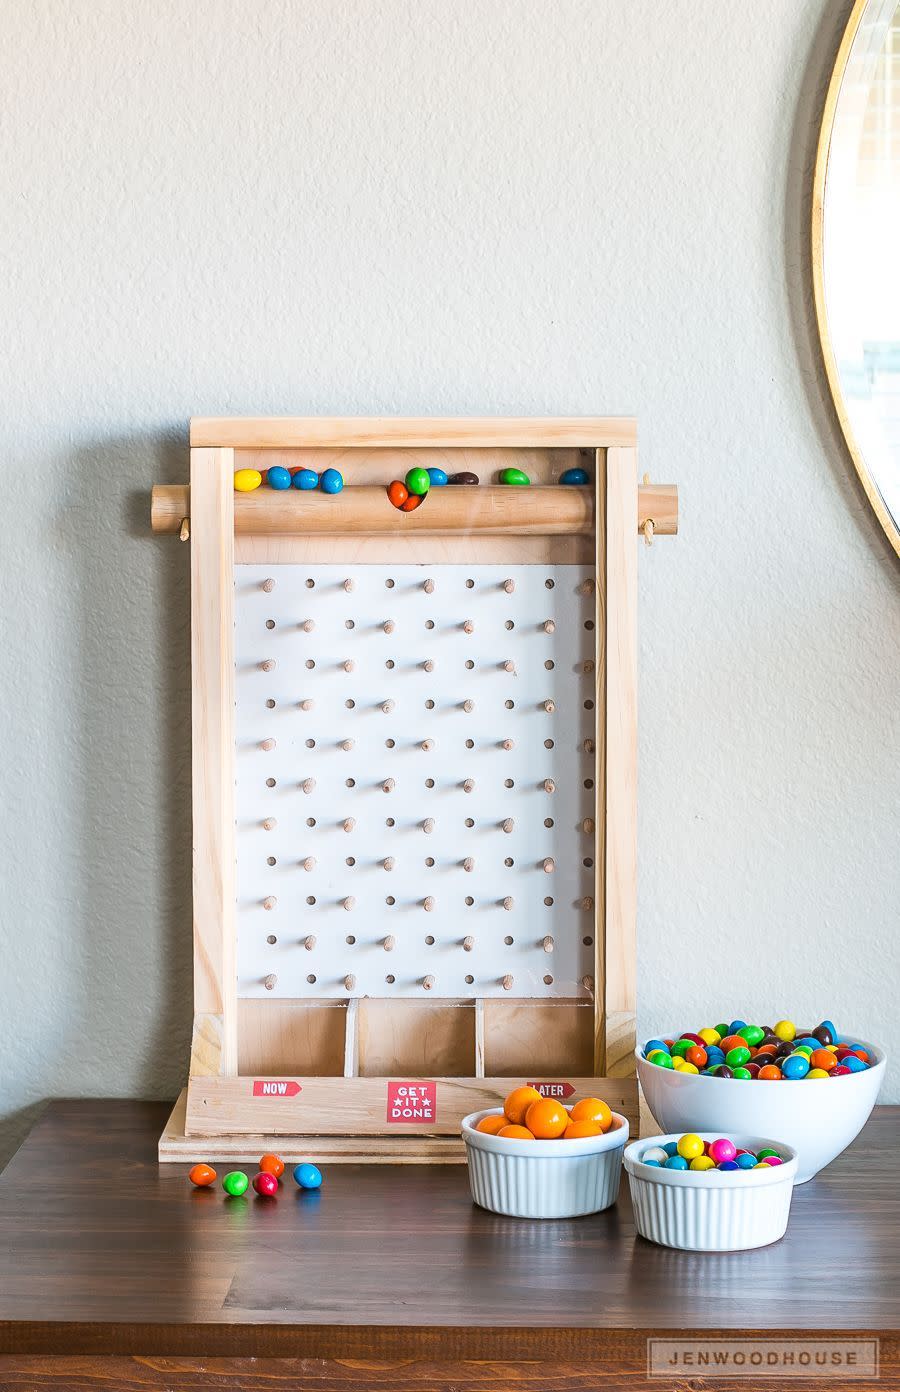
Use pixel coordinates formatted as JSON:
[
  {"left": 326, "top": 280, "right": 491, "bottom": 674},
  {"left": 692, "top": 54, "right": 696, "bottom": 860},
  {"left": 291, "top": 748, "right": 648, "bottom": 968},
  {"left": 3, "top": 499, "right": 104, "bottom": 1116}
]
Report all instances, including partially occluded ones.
[
  {"left": 461, "top": 1107, "right": 629, "bottom": 1219},
  {"left": 624, "top": 1132, "right": 798, "bottom": 1251}
]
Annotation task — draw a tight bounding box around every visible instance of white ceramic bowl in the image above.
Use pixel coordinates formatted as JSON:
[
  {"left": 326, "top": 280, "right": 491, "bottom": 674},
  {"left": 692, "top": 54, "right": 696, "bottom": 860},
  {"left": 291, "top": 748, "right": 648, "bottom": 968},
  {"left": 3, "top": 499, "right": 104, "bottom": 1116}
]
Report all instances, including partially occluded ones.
[
  {"left": 637, "top": 1034, "right": 885, "bottom": 1183},
  {"left": 461, "top": 1107, "right": 629, "bottom": 1218},
  {"left": 625, "top": 1132, "right": 798, "bottom": 1251}
]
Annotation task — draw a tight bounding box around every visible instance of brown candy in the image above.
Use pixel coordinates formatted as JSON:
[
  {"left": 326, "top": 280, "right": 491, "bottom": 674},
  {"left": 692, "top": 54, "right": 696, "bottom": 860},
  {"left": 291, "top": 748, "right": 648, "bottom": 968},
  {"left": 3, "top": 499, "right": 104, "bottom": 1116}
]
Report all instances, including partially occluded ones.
[{"left": 448, "top": 471, "right": 479, "bottom": 485}]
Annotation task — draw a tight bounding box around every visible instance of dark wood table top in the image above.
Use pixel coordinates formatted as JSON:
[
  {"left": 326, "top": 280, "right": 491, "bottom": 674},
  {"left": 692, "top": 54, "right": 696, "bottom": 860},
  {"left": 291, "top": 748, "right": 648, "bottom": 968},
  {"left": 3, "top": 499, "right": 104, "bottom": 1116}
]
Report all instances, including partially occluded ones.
[{"left": 0, "top": 1100, "right": 897, "bottom": 1377}]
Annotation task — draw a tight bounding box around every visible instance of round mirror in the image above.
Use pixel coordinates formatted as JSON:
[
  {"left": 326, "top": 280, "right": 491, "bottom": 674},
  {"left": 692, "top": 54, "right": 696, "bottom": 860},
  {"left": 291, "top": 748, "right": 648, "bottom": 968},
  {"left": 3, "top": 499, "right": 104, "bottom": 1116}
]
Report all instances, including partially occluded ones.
[{"left": 814, "top": 0, "right": 900, "bottom": 557}]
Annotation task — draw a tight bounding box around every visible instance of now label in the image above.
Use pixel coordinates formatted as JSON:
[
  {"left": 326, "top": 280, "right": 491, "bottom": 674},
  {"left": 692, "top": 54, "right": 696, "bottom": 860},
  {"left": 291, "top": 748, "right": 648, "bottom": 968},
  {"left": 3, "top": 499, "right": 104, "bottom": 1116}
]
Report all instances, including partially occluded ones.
[
  {"left": 386, "top": 1080, "right": 437, "bottom": 1123},
  {"left": 252, "top": 1080, "right": 302, "bottom": 1097}
]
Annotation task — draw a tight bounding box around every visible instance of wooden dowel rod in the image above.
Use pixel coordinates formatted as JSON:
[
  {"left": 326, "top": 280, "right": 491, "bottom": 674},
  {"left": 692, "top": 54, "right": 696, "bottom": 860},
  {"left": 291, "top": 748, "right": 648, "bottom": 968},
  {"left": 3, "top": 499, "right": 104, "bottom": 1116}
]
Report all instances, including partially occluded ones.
[{"left": 150, "top": 483, "right": 678, "bottom": 537}]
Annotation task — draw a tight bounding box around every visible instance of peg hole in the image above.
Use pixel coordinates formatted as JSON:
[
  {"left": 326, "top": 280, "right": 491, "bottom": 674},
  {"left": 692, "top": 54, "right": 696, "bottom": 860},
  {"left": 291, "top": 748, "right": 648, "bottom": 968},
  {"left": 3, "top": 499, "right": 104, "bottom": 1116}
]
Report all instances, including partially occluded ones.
[
  {"left": 584, "top": 619, "right": 594, "bottom": 630},
  {"left": 584, "top": 778, "right": 594, "bottom": 789},
  {"left": 544, "top": 739, "right": 554, "bottom": 749},
  {"left": 425, "top": 856, "right": 435, "bottom": 867},
  {"left": 465, "top": 578, "right": 474, "bottom": 588},
  {"left": 583, "top": 936, "right": 594, "bottom": 946},
  {"left": 306, "top": 896, "right": 316, "bottom": 906},
  {"left": 504, "top": 857, "right": 514, "bottom": 867},
  {"left": 465, "top": 818, "right": 474, "bottom": 828},
  {"left": 544, "top": 817, "right": 554, "bottom": 828},
  {"left": 346, "top": 935, "right": 356, "bottom": 945},
  {"left": 504, "top": 778, "right": 514, "bottom": 788},
  {"left": 386, "top": 974, "right": 396, "bottom": 984},
  {"left": 465, "top": 974, "right": 474, "bottom": 985},
  {"left": 346, "top": 778, "right": 355, "bottom": 788},
  {"left": 543, "top": 974, "right": 554, "bottom": 985},
  {"left": 346, "top": 857, "right": 355, "bottom": 866},
  {"left": 265, "top": 698, "right": 276, "bottom": 709},
  {"left": 307, "top": 974, "right": 317, "bottom": 984},
  {"left": 425, "top": 935, "right": 435, "bottom": 945},
  {"left": 465, "top": 738, "right": 474, "bottom": 749},
  {"left": 545, "top": 578, "right": 555, "bottom": 589},
  {"left": 266, "top": 856, "right": 276, "bottom": 866},
  {"left": 505, "top": 620, "right": 515, "bottom": 630},
  {"left": 425, "top": 778, "right": 434, "bottom": 788},
  {"left": 584, "top": 699, "right": 594, "bottom": 710},
  {"left": 544, "top": 896, "right": 554, "bottom": 906},
  {"left": 305, "top": 739, "right": 315, "bottom": 748},
  {"left": 386, "top": 817, "right": 395, "bottom": 827},
  {"left": 385, "top": 578, "right": 395, "bottom": 588},
  {"left": 345, "top": 619, "right": 355, "bottom": 629},
  {"left": 504, "top": 935, "right": 514, "bottom": 946},
  {"left": 505, "top": 699, "right": 515, "bottom": 710},
  {"left": 345, "top": 698, "right": 355, "bottom": 708},
  {"left": 425, "top": 619, "right": 435, "bottom": 630},
  {"left": 267, "top": 934, "right": 277, "bottom": 945},
  {"left": 386, "top": 659, "right": 395, "bottom": 670},
  {"left": 265, "top": 619, "right": 275, "bottom": 630},
  {"left": 306, "top": 817, "right": 316, "bottom": 827},
  {"left": 306, "top": 659, "right": 315, "bottom": 669},
  {"left": 386, "top": 896, "right": 396, "bottom": 906},
  {"left": 266, "top": 777, "right": 276, "bottom": 787},
  {"left": 545, "top": 660, "right": 555, "bottom": 670},
  {"left": 305, "top": 578, "right": 315, "bottom": 588},
  {"left": 465, "top": 896, "right": 474, "bottom": 906},
  {"left": 583, "top": 857, "right": 594, "bottom": 868},
  {"left": 465, "top": 659, "right": 474, "bottom": 670}
]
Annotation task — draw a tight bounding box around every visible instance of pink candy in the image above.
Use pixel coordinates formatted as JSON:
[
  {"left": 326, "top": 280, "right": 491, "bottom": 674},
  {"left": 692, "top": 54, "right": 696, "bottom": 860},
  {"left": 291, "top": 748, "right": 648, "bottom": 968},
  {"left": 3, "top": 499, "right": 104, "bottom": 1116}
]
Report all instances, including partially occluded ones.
[{"left": 708, "top": 1137, "right": 737, "bottom": 1165}]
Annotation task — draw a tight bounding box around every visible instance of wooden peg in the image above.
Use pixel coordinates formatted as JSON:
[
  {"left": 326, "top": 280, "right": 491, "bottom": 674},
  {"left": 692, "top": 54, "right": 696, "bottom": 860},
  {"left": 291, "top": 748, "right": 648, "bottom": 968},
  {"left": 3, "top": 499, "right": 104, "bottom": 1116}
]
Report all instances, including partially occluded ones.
[
  {"left": 344, "top": 974, "right": 356, "bottom": 992},
  {"left": 179, "top": 517, "right": 191, "bottom": 541},
  {"left": 342, "top": 896, "right": 355, "bottom": 912},
  {"left": 462, "top": 619, "right": 474, "bottom": 634},
  {"left": 462, "top": 936, "right": 475, "bottom": 952},
  {"left": 263, "top": 974, "right": 277, "bottom": 991},
  {"left": 501, "top": 818, "right": 514, "bottom": 834},
  {"left": 382, "top": 935, "right": 396, "bottom": 952},
  {"left": 299, "top": 699, "right": 314, "bottom": 711},
  {"left": 582, "top": 817, "right": 595, "bottom": 835},
  {"left": 541, "top": 857, "right": 556, "bottom": 873},
  {"left": 422, "top": 817, "right": 435, "bottom": 834},
  {"left": 383, "top": 619, "right": 396, "bottom": 635},
  {"left": 542, "top": 699, "right": 556, "bottom": 714},
  {"left": 641, "top": 516, "right": 655, "bottom": 546},
  {"left": 260, "top": 738, "right": 276, "bottom": 752},
  {"left": 262, "top": 817, "right": 277, "bottom": 831},
  {"left": 502, "top": 578, "right": 515, "bottom": 593},
  {"left": 423, "top": 896, "right": 435, "bottom": 912},
  {"left": 502, "top": 896, "right": 514, "bottom": 912},
  {"left": 382, "top": 856, "right": 395, "bottom": 871},
  {"left": 382, "top": 777, "right": 396, "bottom": 793},
  {"left": 583, "top": 737, "right": 595, "bottom": 754},
  {"left": 462, "top": 778, "right": 475, "bottom": 793},
  {"left": 542, "top": 778, "right": 556, "bottom": 794},
  {"left": 303, "top": 935, "right": 316, "bottom": 950},
  {"left": 578, "top": 578, "right": 594, "bottom": 596},
  {"left": 302, "top": 856, "right": 316, "bottom": 871},
  {"left": 342, "top": 659, "right": 355, "bottom": 672},
  {"left": 423, "top": 578, "right": 435, "bottom": 593},
  {"left": 422, "top": 975, "right": 436, "bottom": 991},
  {"left": 462, "top": 699, "right": 474, "bottom": 713},
  {"left": 501, "top": 738, "right": 514, "bottom": 751},
  {"left": 420, "top": 738, "right": 434, "bottom": 751},
  {"left": 583, "top": 659, "right": 595, "bottom": 674},
  {"left": 260, "top": 658, "right": 276, "bottom": 673},
  {"left": 581, "top": 896, "right": 595, "bottom": 911},
  {"left": 343, "top": 578, "right": 354, "bottom": 592},
  {"left": 582, "top": 975, "right": 594, "bottom": 993},
  {"left": 340, "top": 738, "right": 354, "bottom": 751},
  {"left": 422, "top": 659, "right": 435, "bottom": 672},
  {"left": 502, "top": 660, "right": 516, "bottom": 673},
  {"left": 301, "top": 777, "right": 316, "bottom": 794},
  {"left": 301, "top": 619, "right": 315, "bottom": 633},
  {"left": 262, "top": 577, "right": 276, "bottom": 593},
  {"left": 541, "top": 935, "right": 554, "bottom": 953},
  {"left": 262, "top": 896, "right": 277, "bottom": 911},
  {"left": 381, "top": 699, "right": 395, "bottom": 714},
  {"left": 542, "top": 619, "right": 556, "bottom": 634},
  {"left": 342, "top": 817, "right": 356, "bottom": 833},
  {"left": 462, "top": 856, "right": 475, "bottom": 872},
  {"left": 501, "top": 974, "right": 514, "bottom": 992}
]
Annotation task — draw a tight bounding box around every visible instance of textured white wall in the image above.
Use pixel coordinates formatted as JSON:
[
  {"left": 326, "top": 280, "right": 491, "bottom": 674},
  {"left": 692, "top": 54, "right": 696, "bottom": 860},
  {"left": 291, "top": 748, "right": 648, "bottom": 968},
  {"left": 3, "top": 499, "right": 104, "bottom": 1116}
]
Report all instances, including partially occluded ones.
[{"left": 2, "top": 0, "right": 898, "bottom": 1163}]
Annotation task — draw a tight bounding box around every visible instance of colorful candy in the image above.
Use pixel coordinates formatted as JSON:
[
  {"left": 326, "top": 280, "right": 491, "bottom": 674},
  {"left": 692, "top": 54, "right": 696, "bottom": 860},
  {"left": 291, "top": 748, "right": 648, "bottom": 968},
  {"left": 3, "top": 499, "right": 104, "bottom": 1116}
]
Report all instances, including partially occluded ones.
[
  {"left": 267, "top": 466, "right": 292, "bottom": 491},
  {"left": 643, "top": 1135, "right": 788, "bottom": 1173},
  {"left": 559, "top": 467, "right": 590, "bottom": 485},
  {"left": 319, "top": 468, "right": 343, "bottom": 494},
  {"left": 293, "top": 1162, "right": 323, "bottom": 1189},
  {"left": 259, "top": 1153, "right": 285, "bottom": 1178},
  {"left": 427, "top": 468, "right": 448, "bottom": 486},
  {"left": 641, "top": 1020, "right": 873, "bottom": 1081},
  {"left": 498, "top": 467, "right": 530, "bottom": 485},
  {"left": 400, "top": 492, "right": 425, "bottom": 512},
  {"left": 222, "top": 1170, "right": 249, "bottom": 1197},
  {"left": 387, "top": 480, "right": 409, "bottom": 509},
  {"left": 188, "top": 1163, "right": 217, "bottom": 1187},
  {"left": 405, "top": 467, "right": 431, "bottom": 496},
  {"left": 448, "top": 471, "right": 479, "bottom": 485},
  {"left": 292, "top": 468, "right": 319, "bottom": 490},
  {"left": 252, "top": 1171, "right": 279, "bottom": 1197},
  {"left": 234, "top": 468, "right": 262, "bottom": 492}
]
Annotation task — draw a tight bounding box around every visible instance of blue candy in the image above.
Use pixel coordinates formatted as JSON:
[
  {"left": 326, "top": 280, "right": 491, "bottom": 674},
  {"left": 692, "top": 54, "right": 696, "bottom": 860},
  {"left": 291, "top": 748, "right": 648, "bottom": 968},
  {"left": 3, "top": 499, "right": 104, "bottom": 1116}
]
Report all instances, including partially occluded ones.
[
  {"left": 705, "top": 1046, "right": 725, "bottom": 1065},
  {"left": 319, "top": 469, "right": 343, "bottom": 494},
  {"left": 293, "top": 1162, "right": 323, "bottom": 1189},
  {"left": 735, "top": 1153, "right": 757, "bottom": 1169},
  {"left": 728, "top": 1020, "right": 748, "bottom": 1033},
  {"left": 662, "top": 1141, "right": 679, "bottom": 1157},
  {"left": 644, "top": 1038, "right": 669, "bottom": 1057},
  {"left": 781, "top": 1053, "right": 810, "bottom": 1080},
  {"left": 643, "top": 1159, "right": 662, "bottom": 1167},
  {"left": 717, "top": 1160, "right": 739, "bottom": 1171},
  {"left": 842, "top": 1054, "right": 867, "bottom": 1073},
  {"left": 796, "top": 1037, "right": 821, "bottom": 1052},
  {"left": 267, "top": 466, "right": 292, "bottom": 490},
  {"left": 293, "top": 468, "right": 319, "bottom": 490},
  {"left": 820, "top": 1019, "right": 837, "bottom": 1039},
  {"left": 665, "top": 1155, "right": 689, "bottom": 1171},
  {"left": 559, "top": 467, "right": 590, "bottom": 485},
  {"left": 426, "top": 468, "right": 448, "bottom": 486}
]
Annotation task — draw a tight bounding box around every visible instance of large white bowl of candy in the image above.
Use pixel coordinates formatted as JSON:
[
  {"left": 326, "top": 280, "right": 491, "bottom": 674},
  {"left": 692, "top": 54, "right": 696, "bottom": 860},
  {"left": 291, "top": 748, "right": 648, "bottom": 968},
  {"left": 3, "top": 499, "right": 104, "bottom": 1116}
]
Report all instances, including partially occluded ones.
[
  {"left": 636, "top": 1017, "right": 885, "bottom": 1183},
  {"left": 624, "top": 1131, "right": 798, "bottom": 1251}
]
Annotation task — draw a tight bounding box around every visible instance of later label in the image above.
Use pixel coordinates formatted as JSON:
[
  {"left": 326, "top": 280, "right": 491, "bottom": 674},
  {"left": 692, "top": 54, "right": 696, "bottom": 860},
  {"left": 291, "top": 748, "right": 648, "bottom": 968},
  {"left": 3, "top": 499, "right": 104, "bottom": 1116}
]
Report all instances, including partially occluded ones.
[
  {"left": 386, "top": 1080, "right": 437, "bottom": 1123},
  {"left": 528, "top": 1080, "right": 575, "bottom": 1099}
]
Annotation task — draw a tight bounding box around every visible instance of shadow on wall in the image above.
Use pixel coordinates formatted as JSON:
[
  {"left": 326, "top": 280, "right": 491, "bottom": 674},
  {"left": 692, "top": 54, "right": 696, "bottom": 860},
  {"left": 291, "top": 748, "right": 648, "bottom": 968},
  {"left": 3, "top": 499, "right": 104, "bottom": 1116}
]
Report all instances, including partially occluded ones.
[
  {"left": 784, "top": 0, "right": 899, "bottom": 575},
  {"left": 0, "top": 431, "right": 194, "bottom": 1171}
]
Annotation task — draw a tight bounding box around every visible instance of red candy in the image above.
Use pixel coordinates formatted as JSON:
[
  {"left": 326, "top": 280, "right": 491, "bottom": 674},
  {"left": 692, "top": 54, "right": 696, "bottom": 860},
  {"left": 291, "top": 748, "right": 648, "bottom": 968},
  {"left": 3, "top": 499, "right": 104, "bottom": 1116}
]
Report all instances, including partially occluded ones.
[{"left": 252, "top": 1171, "right": 279, "bottom": 1197}]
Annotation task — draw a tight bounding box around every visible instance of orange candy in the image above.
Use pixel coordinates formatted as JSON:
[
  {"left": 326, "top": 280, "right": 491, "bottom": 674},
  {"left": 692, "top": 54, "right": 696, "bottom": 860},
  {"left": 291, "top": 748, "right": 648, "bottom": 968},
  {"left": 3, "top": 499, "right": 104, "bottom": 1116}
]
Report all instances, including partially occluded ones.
[
  {"left": 569, "top": 1097, "right": 613, "bottom": 1132},
  {"left": 503, "top": 1085, "right": 543, "bottom": 1126},
  {"left": 259, "top": 1152, "right": 285, "bottom": 1178},
  {"left": 497, "top": 1124, "right": 534, "bottom": 1140},
  {"left": 564, "top": 1119, "right": 603, "bottom": 1139},
  {"left": 400, "top": 492, "right": 424, "bottom": 512},
  {"left": 188, "top": 1163, "right": 217, "bottom": 1187},
  {"left": 758, "top": 1064, "right": 782, "bottom": 1080},
  {"left": 476, "top": 1114, "right": 508, "bottom": 1135},
  {"left": 525, "top": 1098, "right": 569, "bottom": 1140},
  {"left": 720, "top": 1035, "right": 747, "bottom": 1054},
  {"left": 810, "top": 1049, "right": 837, "bottom": 1073},
  {"left": 387, "top": 480, "right": 409, "bottom": 509}
]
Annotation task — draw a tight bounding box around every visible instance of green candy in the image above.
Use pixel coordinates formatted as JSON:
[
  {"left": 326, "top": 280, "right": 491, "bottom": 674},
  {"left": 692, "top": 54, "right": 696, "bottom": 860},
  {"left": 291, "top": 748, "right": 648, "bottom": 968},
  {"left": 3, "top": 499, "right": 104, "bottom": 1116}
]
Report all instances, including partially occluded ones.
[
  {"left": 738, "top": 1025, "right": 764, "bottom": 1047},
  {"left": 222, "top": 1170, "right": 249, "bottom": 1196},
  {"left": 757, "top": 1148, "right": 781, "bottom": 1161},
  {"left": 498, "top": 467, "right": 530, "bottom": 486},
  {"left": 714, "top": 1023, "right": 729, "bottom": 1037},
  {"left": 670, "top": 1038, "right": 693, "bottom": 1058},
  {"left": 732, "top": 1067, "right": 752, "bottom": 1080},
  {"left": 405, "top": 467, "right": 431, "bottom": 496},
  {"left": 794, "top": 1044, "right": 814, "bottom": 1057},
  {"left": 647, "top": 1049, "right": 674, "bottom": 1069},
  {"left": 725, "top": 1046, "right": 751, "bottom": 1067}
]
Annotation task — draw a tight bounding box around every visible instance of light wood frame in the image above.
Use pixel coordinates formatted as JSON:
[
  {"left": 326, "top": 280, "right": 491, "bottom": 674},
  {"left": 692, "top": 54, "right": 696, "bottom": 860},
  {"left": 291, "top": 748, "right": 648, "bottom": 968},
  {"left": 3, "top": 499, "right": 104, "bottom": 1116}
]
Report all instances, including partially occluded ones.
[{"left": 154, "top": 418, "right": 677, "bottom": 1161}]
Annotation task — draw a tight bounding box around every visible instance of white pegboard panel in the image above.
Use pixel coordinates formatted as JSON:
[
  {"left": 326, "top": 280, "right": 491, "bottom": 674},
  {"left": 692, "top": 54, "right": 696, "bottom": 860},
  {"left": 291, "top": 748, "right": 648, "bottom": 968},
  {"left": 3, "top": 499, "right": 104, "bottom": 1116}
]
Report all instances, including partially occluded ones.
[{"left": 235, "top": 564, "right": 596, "bottom": 1000}]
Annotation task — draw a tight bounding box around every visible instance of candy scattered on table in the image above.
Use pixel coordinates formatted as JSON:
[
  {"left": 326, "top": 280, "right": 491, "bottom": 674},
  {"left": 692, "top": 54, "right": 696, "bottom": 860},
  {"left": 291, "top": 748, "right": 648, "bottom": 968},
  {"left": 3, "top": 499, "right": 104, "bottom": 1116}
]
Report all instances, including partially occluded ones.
[
  {"left": 498, "top": 467, "right": 530, "bottom": 486},
  {"left": 641, "top": 1019, "right": 873, "bottom": 1080},
  {"left": 559, "top": 467, "right": 590, "bottom": 485},
  {"left": 473, "top": 1088, "right": 618, "bottom": 1141},
  {"left": 188, "top": 1163, "right": 217, "bottom": 1187},
  {"left": 252, "top": 1171, "right": 279, "bottom": 1197},
  {"left": 294, "top": 1162, "right": 323, "bottom": 1189},
  {"left": 222, "top": 1170, "right": 249, "bottom": 1196},
  {"left": 642, "top": 1134, "right": 789, "bottom": 1173},
  {"left": 259, "top": 1152, "right": 285, "bottom": 1178}
]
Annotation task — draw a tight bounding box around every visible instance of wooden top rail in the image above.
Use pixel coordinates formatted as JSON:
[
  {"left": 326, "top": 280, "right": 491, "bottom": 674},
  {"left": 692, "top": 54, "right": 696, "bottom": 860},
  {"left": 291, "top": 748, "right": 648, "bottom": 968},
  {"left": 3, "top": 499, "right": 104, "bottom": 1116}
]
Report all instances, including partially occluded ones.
[
  {"left": 151, "top": 483, "right": 678, "bottom": 537},
  {"left": 190, "top": 416, "right": 638, "bottom": 449}
]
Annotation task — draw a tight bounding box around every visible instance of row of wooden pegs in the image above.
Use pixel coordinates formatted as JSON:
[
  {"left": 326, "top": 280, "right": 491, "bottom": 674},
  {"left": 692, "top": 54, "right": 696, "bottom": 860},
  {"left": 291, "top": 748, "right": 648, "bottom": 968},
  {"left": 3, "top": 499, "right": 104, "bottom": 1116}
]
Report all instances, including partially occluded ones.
[
  {"left": 260, "top": 577, "right": 596, "bottom": 596},
  {"left": 260, "top": 893, "right": 595, "bottom": 910},
  {"left": 259, "top": 653, "right": 596, "bottom": 672},
  {"left": 262, "top": 817, "right": 594, "bottom": 837},
  {"left": 261, "top": 970, "right": 596, "bottom": 992}
]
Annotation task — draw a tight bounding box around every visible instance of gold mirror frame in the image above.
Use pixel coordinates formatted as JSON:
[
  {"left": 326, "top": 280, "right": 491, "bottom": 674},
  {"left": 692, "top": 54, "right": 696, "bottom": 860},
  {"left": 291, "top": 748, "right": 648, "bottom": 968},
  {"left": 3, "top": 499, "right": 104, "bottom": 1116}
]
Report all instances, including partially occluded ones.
[{"left": 813, "top": 0, "right": 900, "bottom": 559}]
